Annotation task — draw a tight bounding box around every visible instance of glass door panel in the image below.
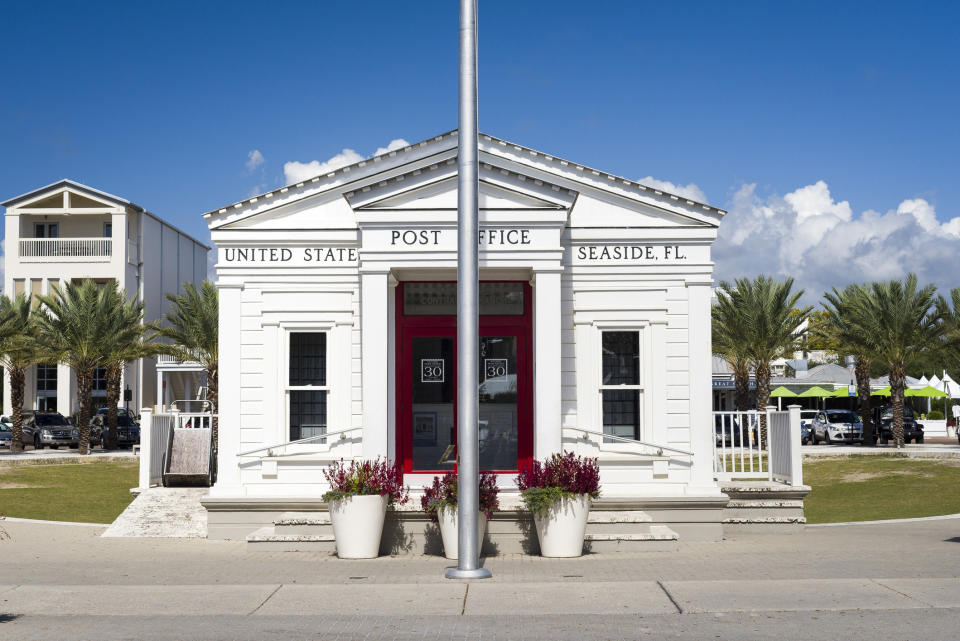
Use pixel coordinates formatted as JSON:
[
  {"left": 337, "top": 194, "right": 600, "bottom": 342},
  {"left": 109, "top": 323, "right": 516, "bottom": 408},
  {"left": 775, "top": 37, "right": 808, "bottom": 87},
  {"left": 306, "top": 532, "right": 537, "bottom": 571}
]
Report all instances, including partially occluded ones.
[
  {"left": 478, "top": 336, "right": 518, "bottom": 470},
  {"left": 410, "top": 336, "right": 456, "bottom": 470}
]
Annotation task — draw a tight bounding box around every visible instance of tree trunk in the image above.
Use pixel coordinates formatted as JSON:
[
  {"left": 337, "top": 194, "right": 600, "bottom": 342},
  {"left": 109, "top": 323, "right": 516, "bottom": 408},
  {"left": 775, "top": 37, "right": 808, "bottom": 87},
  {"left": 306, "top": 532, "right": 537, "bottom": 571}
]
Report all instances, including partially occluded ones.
[
  {"left": 733, "top": 358, "right": 750, "bottom": 412},
  {"left": 76, "top": 366, "right": 94, "bottom": 455},
  {"left": 755, "top": 362, "right": 771, "bottom": 448},
  {"left": 206, "top": 366, "right": 218, "bottom": 452},
  {"left": 890, "top": 366, "right": 906, "bottom": 448},
  {"left": 855, "top": 358, "right": 874, "bottom": 446},
  {"left": 9, "top": 366, "right": 25, "bottom": 452},
  {"left": 105, "top": 362, "right": 122, "bottom": 450}
]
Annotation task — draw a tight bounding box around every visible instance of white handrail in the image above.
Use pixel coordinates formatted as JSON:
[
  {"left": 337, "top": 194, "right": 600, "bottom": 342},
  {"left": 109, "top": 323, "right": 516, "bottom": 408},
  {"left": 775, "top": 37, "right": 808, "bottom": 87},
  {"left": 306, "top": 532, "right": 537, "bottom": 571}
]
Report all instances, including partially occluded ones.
[
  {"left": 237, "top": 426, "right": 362, "bottom": 458},
  {"left": 562, "top": 426, "right": 693, "bottom": 456},
  {"left": 19, "top": 237, "right": 113, "bottom": 259}
]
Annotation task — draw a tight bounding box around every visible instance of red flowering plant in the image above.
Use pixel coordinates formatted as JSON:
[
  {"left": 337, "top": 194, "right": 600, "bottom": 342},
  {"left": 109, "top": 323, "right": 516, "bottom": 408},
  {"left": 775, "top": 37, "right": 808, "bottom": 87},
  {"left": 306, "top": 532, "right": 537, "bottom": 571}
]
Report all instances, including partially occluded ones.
[
  {"left": 420, "top": 471, "right": 500, "bottom": 523},
  {"left": 515, "top": 451, "right": 601, "bottom": 517},
  {"left": 321, "top": 458, "right": 410, "bottom": 507}
]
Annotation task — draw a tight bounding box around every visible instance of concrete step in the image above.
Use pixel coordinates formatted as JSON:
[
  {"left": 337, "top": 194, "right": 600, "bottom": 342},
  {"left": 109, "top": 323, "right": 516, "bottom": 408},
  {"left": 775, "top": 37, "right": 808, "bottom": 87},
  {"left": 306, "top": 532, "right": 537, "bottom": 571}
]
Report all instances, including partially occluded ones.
[
  {"left": 585, "top": 525, "right": 679, "bottom": 552},
  {"left": 587, "top": 510, "right": 653, "bottom": 524},
  {"left": 246, "top": 526, "right": 336, "bottom": 552},
  {"left": 273, "top": 512, "right": 332, "bottom": 535}
]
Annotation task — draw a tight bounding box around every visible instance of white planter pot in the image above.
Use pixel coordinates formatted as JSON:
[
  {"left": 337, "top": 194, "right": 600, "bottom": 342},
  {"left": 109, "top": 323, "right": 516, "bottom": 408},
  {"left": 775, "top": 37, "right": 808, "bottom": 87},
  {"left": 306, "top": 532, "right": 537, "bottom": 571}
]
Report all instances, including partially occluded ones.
[
  {"left": 532, "top": 494, "right": 590, "bottom": 558},
  {"left": 328, "top": 494, "right": 388, "bottom": 559},
  {"left": 437, "top": 506, "right": 487, "bottom": 560}
]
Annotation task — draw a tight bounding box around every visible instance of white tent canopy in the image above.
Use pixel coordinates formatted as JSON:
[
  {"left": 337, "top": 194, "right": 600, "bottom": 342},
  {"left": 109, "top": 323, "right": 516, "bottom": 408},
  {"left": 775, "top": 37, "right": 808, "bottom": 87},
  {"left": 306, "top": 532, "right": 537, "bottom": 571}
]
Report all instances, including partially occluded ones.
[{"left": 942, "top": 373, "right": 960, "bottom": 399}]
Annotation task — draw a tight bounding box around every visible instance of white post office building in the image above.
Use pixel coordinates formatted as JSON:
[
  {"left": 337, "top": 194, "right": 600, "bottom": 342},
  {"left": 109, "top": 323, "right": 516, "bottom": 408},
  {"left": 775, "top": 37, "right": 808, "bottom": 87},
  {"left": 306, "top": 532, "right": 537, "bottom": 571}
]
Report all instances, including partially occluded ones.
[
  {"left": 203, "top": 131, "right": 728, "bottom": 542},
  {"left": 2, "top": 180, "right": 209, "bottom": 417}
]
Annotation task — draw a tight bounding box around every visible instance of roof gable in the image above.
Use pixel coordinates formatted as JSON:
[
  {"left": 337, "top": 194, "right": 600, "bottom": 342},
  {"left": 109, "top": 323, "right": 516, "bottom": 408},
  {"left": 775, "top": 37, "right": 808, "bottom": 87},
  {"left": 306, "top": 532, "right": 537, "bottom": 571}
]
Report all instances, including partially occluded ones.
[
  {"left": 3, "top": 179, "right": 141, "bottom": 211},
  {"left": 205, "top": 130, "right": 724, "bottom": 229}
]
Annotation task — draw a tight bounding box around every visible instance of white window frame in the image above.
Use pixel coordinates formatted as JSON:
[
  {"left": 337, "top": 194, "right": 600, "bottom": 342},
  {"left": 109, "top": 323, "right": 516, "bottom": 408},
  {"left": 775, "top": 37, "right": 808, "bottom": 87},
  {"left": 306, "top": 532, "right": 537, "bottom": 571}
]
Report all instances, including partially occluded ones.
[
  {"left": 284, "top": 329, "right": 330, "bottom": 444},
  {"left": 594, "top": 324, "right": 649, "bottom": 451}
]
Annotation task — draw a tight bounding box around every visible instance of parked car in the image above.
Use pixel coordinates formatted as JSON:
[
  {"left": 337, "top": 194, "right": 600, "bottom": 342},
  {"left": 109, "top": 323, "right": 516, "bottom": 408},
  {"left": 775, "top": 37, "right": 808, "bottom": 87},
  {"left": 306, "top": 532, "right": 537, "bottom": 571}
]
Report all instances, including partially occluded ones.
[
  {"left": 90, "top": 410, "right": 141, "bottom": 448},
  {"left": 800, "top": 420, "right": 812, "bottom": 445},
  {"left": 873, "top": 405, "right": 924, "bottom": 444},
  {"left": 22, "top": 412, "right": 77, "bottom": 449},
  {"left": 0, "top": 421, "right": 11, "bottom": 447},
  {"left": 810, "top": 409, "right": 863, "bottom": 444}
]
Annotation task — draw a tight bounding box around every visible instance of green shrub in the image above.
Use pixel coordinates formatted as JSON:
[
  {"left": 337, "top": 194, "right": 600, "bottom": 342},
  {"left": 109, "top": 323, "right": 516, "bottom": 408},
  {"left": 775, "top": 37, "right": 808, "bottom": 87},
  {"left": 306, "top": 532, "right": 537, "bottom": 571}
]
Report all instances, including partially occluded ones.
[{"left": 926, "top": 410, "right": 944, "bottom": 420}]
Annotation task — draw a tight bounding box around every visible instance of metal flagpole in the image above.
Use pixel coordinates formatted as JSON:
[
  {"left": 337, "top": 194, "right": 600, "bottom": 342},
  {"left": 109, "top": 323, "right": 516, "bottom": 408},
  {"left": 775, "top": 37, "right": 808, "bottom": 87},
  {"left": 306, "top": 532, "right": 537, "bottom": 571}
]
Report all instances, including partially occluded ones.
[{"left": 446, "top": 0, "right": 491, "bottom": 580}]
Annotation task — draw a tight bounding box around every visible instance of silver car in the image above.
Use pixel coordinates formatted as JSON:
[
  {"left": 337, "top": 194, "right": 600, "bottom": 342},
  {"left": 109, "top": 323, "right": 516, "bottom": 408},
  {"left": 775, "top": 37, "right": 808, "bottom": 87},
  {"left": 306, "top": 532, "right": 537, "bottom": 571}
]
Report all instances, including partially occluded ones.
[
  {"left": 810, "top": 409, "right": 863, "bottom": 444},
  {"left": 22, "top": 412, "right": 77, "bottom": 449}
]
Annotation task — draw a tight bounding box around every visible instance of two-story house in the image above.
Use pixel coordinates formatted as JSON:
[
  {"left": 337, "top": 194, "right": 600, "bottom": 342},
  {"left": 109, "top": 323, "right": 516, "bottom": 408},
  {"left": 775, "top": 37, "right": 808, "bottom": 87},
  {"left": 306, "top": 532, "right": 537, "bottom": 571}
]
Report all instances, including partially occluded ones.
[{"left": 2, "top": 179, "right": 209, "bottom": 418}]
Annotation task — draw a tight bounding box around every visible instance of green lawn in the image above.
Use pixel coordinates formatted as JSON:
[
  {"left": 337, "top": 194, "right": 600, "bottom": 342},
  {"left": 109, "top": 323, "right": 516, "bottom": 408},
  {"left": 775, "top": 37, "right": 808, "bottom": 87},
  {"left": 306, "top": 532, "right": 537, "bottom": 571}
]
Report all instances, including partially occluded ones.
[
  {"left": 804, "top": 456, "right": 960, "bottom": 524},
  {"left": 0, "top": 461, "right": 138, "bottom": 524}
]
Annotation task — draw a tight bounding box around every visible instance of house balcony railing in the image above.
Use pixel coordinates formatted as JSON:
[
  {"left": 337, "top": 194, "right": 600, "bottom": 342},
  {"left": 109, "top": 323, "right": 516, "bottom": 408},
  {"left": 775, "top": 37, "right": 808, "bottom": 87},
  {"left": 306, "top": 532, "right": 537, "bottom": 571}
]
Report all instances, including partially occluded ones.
[{"left": 19, "top": 238, "right": 113, "bottom": 262}]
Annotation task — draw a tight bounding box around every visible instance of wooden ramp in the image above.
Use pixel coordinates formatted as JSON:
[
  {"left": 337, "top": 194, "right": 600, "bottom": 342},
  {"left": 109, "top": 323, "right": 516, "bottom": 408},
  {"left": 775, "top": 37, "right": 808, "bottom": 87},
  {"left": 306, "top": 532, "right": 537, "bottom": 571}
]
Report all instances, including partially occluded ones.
[{"left": 163, "top": 427, "right": 213, "bottom": 487}]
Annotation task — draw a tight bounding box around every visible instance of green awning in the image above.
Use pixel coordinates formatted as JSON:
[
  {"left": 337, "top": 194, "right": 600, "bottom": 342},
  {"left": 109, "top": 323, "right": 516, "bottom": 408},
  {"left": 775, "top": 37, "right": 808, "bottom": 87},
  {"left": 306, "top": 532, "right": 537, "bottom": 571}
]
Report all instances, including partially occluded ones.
[
  {"left": 769, "top": 386, "right": 798, "bottom": 397},
  {"left": 797, "top": 386, "right": 834, "bottom": 398},
  {"left": 905, "top": 385, "right": 949, "bottom": 398},
  {"left": 829, "top": 387, "right": 854, "bottom": 397},
  {"left": 872, "top": 386, "right": 891, "bottom": 396}
]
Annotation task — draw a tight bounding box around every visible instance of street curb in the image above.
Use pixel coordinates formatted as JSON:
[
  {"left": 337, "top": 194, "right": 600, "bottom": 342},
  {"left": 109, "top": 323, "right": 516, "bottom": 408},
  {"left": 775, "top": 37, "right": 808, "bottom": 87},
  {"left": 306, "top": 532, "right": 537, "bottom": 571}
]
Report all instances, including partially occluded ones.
[
  {"left": 0, "top": 516, "right": 110, "bottom": 527},
  {"left": 0, "top": 455, "right": 135, "bottom": 467},
  {"left": 808, "top": 513, "right": 960, "bottom": 527}
]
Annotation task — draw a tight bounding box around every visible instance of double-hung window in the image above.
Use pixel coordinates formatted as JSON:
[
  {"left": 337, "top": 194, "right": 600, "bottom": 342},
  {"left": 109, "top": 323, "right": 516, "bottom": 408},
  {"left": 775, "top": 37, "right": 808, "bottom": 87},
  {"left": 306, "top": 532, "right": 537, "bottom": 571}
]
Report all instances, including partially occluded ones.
[
  {"left": 287, "top": 332, "right": 328, "bottom": 441},
  {"left": 600, "top": 331, "right": 642, "bottom": 441}
]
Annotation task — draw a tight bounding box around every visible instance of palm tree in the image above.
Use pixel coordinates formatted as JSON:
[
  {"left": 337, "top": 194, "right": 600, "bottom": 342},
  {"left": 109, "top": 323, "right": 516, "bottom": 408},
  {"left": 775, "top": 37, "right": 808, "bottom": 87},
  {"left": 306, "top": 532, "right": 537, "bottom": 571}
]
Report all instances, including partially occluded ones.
[
  {"left": 156, "top": 281, "right": 219, "bottom": 447},
  {"left": 716, "top": 276, "right": 812, "bottom": 444},
  {"left": 712, "top": 296, "right": 752, "bottom": 411},
  {"left": 857, "top": 274, "right": 941, "bottom": 447},
  {"left": 35, "top": 280, "right": 117, "bottom": 455},
  {"left": 0, "top": 295, "right": 41, "bottom": 452},
  {"left": 100, "top": 290, "right": 160, "bottom": 450},
  {"left": 822, "top": 284, "right": 878, "bottom": 445}
]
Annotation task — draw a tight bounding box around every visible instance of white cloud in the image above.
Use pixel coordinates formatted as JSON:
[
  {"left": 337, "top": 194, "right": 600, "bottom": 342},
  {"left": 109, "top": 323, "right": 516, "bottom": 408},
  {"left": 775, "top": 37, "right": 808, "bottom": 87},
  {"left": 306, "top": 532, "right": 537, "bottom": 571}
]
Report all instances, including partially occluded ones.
[
  {"left": 714, "top": 181, "right": 960, "bottom": 303},
  {"left": 283, "top": 138, "right": 410, "bottom": 186},
  {"left": 373, "top": 139, "right": 410, "bottom": 157},
  {"left": 245, "top": 149, "right": 264, "bottom": 172},
  {"left": 637, "top": 176, "right": 707, "bottom": 203}
]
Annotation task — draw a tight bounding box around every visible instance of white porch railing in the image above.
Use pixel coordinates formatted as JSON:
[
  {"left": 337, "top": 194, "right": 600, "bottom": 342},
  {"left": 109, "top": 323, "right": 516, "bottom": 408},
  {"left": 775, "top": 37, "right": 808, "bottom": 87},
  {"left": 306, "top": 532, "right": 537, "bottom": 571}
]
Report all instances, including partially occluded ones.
[
  {"left": 138, "top": 407, "right": 218, "bottom": 489},
  {"left": 19, "top": 238, "right": 113, "bottom": 261},
  {"left": 713, "top": 405, "right": 803, "bottom": 485},
  {"left": 769, "top": 406, "right": 803, "bottom": 485}
]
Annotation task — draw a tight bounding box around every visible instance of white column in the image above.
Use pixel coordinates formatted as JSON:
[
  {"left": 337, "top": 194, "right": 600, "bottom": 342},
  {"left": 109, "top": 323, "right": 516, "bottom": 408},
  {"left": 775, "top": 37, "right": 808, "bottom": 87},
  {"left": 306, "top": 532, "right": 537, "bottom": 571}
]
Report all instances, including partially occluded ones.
[
  {"left": 361, "top": 271, "right": 389, "bottom": 460},
  {"left": 686, "top": 281, "right": 721, "bottom": 493},
  {"left": 788, "top": 404, "right": 804, "bottom": 486},
  {"left": 138, "top": 408, "right": 153, "bottom": 490},
  {"left": 533, "top": 270, "right": 562, "bottom": 459},
  {"left": 2, "top": 367, "right": 10, "bottom": 417},
  {"left": 211, "top": 284, "right": 243, "bottom": 495},
  {"left": 57, "top": 364, "right": 72, "bottom": 416}
]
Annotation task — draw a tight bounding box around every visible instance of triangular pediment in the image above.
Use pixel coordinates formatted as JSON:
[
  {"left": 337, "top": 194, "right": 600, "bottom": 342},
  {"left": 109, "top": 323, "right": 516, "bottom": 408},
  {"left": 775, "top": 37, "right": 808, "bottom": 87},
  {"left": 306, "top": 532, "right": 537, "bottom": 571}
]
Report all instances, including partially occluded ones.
[
  {"left": 4, "top": 179, "right": 136, "bottom": 211},
  {"left": 350, "top": 175, "right": 569, "bottom": 211}
]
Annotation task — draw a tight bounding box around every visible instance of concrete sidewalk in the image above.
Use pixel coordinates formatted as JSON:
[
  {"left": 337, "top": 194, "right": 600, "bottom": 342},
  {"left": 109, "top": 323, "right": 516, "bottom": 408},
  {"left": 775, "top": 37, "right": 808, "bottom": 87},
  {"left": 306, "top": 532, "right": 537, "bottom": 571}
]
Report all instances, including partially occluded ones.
[{"left": 2, "top": 518, "right": 960, "bottom": 639}]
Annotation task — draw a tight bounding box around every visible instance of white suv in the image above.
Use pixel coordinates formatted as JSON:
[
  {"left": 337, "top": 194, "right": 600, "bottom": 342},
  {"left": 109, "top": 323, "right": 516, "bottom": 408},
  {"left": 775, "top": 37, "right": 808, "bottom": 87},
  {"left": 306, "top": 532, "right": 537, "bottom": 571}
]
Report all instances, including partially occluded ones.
[{"left": 811, "top": 409, "right": 863, "bottom": 444}]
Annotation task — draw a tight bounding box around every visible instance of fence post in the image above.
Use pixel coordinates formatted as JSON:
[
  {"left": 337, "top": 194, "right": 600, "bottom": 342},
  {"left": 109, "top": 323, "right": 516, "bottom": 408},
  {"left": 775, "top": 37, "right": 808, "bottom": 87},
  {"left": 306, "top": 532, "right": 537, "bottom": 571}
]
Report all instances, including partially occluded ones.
[
  {"left": 139, "top": 408, "right": 153, "bottom": 490},
  {"left": 788, "top": 404, "right": 803, "bottom": 486},
  {"left": 765, "top": 405, "right": 776, "bottom": 481},
  {"left": 171, "top": 407, "right": 181, "bottom": 430}
]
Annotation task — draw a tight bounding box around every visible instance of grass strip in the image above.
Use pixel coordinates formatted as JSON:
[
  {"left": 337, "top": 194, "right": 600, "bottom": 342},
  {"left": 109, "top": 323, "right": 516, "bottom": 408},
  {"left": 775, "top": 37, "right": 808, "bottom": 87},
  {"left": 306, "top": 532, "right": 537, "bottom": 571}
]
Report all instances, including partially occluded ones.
[{"left": 0, "top": 461, "right": 138, "bottom": 523}]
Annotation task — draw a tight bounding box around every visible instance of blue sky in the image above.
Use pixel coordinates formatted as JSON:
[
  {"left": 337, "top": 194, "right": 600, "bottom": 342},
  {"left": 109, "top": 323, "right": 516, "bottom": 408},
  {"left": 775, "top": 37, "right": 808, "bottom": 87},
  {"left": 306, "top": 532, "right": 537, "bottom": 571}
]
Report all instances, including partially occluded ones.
[{"left": 2, "top": 1, "right": 958, "bottom": 298}]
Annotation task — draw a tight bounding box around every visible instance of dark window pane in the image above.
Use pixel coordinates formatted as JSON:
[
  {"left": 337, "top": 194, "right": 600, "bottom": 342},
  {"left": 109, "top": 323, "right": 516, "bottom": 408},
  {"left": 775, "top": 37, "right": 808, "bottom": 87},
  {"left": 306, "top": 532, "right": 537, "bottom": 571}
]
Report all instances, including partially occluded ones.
[
  {"left": 289, "top": 333, "right": 326, "bottom": 386},
  {"left": 289, "top": 390, "right": 327, "bottom": 441},
  {"left": 36, "top": 364, "right": 57, "bottom": 392},
  {"left": 602, "top": 332, "right": 639, "bottom": 385},
  {"left": 602, "top": 389, "right": 639, "bottom": 440},
  {"left": 93, "top": 367, "right": 108, "bottom": 391}
]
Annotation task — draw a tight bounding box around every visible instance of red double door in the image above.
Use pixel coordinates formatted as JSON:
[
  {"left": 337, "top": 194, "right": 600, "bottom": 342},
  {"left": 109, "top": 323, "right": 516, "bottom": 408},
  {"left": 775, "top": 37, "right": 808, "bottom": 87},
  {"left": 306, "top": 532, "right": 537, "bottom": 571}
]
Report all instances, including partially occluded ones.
[{"left": 396, "top": 282, "right": 533, "bottom": 474}]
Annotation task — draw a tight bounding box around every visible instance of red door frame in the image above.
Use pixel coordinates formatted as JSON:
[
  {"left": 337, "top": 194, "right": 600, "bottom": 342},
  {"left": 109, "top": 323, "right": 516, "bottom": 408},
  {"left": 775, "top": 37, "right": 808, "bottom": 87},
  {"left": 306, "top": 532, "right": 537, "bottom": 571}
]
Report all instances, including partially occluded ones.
[{"left": 395, "top": 281, "right": 533, "bottom": 474}]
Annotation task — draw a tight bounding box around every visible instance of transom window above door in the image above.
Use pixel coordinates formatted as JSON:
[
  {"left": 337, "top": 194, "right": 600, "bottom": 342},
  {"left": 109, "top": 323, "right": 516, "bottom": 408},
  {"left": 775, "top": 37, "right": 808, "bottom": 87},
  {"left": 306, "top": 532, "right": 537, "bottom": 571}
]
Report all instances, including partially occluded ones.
[{"left": 403, "top": 282, "right": 524, "bottom": 315}]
